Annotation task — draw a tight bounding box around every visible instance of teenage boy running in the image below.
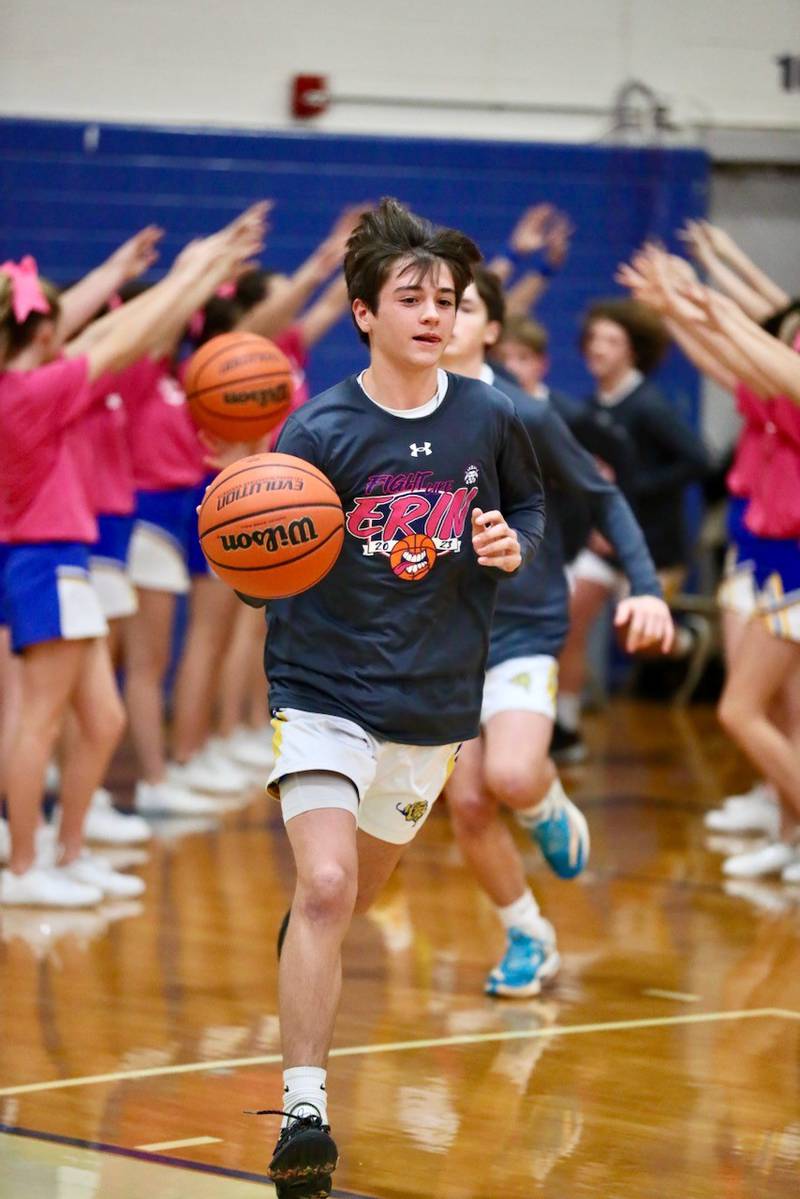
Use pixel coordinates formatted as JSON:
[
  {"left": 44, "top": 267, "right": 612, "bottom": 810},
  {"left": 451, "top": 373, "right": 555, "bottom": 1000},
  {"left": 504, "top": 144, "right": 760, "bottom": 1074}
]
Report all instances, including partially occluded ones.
[
  {"left": 246, "top": 200, "right": 546, "bottom": 1198},
  {"left": 442, "top": 267, "right": 673, "bottom": 997}
]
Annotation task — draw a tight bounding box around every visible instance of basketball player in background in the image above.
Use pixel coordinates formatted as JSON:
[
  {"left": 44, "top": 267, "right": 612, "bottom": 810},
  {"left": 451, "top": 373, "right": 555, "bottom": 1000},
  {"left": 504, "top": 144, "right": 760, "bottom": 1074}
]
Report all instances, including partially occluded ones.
[
  {"left": 441, "top": 266, "right": 672, "bottom": 996},
  {"left": 555, "top": 298, "right": 709, "bottom": 761},
  {"left": 240, "top": 199, "right": 545, "bottom": 1198}
]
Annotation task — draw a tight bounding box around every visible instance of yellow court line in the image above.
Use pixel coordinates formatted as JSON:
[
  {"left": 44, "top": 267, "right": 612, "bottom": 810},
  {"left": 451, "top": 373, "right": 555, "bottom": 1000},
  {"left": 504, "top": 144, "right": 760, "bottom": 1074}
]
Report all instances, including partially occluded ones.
[
  {"left": 642, "top": 989, "right": 701, "bottom": 1003},
  {"left": 136, "top": 1136, "right": 222, "bottom": 1152},
  {"left": 0, "top": 1007, "right": 796, "bottom": 1099}
]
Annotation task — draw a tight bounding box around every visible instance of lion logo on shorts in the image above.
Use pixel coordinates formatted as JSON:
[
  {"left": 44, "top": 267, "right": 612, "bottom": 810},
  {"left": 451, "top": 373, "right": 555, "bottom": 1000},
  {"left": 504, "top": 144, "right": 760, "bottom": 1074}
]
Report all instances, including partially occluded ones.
[{"left": 396, "top": 800, "right": 429, "bottom": 825}]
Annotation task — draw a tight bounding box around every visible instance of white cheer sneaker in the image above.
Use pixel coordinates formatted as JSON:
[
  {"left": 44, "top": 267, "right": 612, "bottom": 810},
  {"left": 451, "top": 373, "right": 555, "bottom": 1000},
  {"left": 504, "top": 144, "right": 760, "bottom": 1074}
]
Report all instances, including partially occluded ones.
[
  {"left": 135, "top": 779, "right": 222, "bottom": 816},
  {"left": 704, "top": 783, "right": 780, "bottom": 835},
  {"left": 167, "top": 747, "right": 250, "bottom": 796},
  {"left": 83, "top": 788, "right": 152, "bottom": 845},
  {"left": 781, "top": 858, "right": 800, "bottom": 884},
  {"left": 0, "top": 865, "right": 102, "bottom": 908},
  {"left": 59, "top": 850, "right": 146, "bottom": 899},
  {"left": 722, "top": 842, "right": 795, "bottom": 878},
  {"left": 215, "top": 728, "right": 274, "bottom": 772}
]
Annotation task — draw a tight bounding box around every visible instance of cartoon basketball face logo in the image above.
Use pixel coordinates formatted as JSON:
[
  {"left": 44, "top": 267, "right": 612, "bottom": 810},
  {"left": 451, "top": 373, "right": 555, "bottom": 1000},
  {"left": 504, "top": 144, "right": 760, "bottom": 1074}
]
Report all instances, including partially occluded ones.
[{"left": 389, "top": 534, "right": 438, "bottom": 582}]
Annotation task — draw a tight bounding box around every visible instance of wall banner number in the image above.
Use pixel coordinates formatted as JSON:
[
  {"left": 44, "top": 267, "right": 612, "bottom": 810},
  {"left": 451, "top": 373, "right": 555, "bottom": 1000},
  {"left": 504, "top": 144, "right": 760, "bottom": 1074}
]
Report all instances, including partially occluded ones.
[{"left": 776, "top": 55, "right": 800, "bottom": 91}]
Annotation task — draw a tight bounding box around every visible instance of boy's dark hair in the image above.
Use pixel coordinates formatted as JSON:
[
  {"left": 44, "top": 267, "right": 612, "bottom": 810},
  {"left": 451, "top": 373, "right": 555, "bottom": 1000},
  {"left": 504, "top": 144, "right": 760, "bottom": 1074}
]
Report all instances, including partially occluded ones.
[
  {"left": 344, "top": 198, "right": 481, "bottom": 345},
  {"left": 502, "top": 313, "right": 549, "bottom": 356},
  {"left": 471, "top": 265, "right": 506, "bottom": 327},
  {"left": 580, "top": 297, "right": 670, "bottom": 374}
]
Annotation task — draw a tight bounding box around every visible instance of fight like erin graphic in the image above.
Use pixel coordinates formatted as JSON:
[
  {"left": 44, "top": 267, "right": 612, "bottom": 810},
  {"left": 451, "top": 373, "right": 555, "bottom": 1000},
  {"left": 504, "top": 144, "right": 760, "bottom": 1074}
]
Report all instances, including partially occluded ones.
[{"left": 346, "top": 463, "right": 480, "bottom": 582}]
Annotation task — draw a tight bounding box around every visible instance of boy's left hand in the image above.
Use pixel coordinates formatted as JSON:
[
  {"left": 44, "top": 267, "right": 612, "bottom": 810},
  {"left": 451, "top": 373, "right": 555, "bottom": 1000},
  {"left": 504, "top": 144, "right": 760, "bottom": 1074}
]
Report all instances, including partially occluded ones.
[
  {"left": 472, "top": 508, "right": 521, "bottom": 573},
  {"left": 614, "top": 595, "right": 674, "bottom": 654}
]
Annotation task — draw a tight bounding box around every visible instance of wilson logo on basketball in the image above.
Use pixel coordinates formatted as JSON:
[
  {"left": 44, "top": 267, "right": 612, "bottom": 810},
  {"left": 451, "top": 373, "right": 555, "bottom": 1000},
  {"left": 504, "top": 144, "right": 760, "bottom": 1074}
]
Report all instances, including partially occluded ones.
[
  {"left": 216, "top": 478, "right": 303, "bottom": 510},
  {"left": 224, "top": 381, "right": 291, "bottom": 407},
  {"left": 220, "top": 517, "right": 318, "bottom": 554}
]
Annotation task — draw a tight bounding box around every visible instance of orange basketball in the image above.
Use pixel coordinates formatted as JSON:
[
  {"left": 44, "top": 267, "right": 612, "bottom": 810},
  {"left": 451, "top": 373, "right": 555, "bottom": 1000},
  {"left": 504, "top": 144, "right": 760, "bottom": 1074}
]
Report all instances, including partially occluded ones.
[
  {"left": 197, "top": 452, "right": 344, "bottom": 598},
  {"left": 389, "top": 534, "right": 437, "bottom": 582},
  {"left": 184, "top": 331, "right": 293, "bottom": 442}
]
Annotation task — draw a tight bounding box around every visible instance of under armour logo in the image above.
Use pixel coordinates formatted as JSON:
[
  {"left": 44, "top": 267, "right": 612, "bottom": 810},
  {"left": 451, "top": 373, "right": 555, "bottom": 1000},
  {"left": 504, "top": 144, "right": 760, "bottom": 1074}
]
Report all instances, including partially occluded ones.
[{"left": 409, "top": 442, "right": 432, "bottom": 457}]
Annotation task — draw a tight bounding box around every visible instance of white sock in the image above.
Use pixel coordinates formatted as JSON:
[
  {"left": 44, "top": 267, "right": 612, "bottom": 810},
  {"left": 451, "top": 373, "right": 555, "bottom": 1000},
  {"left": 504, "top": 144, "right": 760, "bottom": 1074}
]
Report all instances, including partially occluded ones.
[
  {"left": 282, "top": 1066, "right": 328, "bottom": 1127},
  {"left": 497, "top": 890, "right": 550, "bottom": 941},
  {"left": 516, "top": 776, "right": 568, "bottom": 829},
  {"left": 556, "top": 693, "right": 581, "bottom": 732}
]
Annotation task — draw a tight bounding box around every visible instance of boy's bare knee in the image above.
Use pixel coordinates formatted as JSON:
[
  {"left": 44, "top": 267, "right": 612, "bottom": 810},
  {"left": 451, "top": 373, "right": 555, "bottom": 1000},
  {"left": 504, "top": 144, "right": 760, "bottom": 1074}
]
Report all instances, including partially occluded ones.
[{"left": 296, "top": 860, "right": 357, "bottom": 925}]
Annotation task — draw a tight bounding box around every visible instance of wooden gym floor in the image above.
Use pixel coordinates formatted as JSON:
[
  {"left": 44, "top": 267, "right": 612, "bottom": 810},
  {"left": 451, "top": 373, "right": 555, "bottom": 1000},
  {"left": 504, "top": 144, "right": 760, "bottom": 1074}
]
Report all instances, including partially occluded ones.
[{"left": 1, "top": 700, "right": 799, "bottom": 1198}]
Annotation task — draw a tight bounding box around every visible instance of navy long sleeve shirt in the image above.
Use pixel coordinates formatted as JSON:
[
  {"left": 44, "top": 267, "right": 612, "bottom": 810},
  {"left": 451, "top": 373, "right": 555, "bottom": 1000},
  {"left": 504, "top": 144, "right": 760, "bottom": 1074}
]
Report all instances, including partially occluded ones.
[
  {"left": 487, "top": 371, "right": 661, "bottom": 665},
  {"left": 262, "top": 373, "right": 545, "bottom": 744}
]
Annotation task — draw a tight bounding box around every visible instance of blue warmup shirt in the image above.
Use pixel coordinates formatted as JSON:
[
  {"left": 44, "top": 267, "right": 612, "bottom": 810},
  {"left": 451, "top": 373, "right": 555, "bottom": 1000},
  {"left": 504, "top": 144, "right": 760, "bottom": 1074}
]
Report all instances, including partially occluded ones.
[
  {"left": 262, "top": 372, "right": 545, "bottom": 745},
  {"left": 487, "top": 371, "right": 661, "bottom": 666}
]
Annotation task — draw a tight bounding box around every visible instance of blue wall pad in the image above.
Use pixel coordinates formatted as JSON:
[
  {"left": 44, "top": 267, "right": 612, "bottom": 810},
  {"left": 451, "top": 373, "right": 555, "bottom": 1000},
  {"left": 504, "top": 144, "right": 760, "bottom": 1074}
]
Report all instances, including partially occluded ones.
[{"left": 0, "top": 117, "right": 709, "bottom": 418}]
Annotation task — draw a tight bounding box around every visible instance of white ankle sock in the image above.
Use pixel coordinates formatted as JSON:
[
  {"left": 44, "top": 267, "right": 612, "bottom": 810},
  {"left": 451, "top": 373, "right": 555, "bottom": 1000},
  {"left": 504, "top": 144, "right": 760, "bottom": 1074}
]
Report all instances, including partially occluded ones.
[
  {"left": 497, "top": 890, "right": 544, "bottom": 940},
  {"left": 556, "top": 693, "right": 580, "bottom": 732},
  {"left": 516, "top": 776, "right": 567, "bottom": 829},
  {"left": 282, "top": 1066, "right": 328, "bottom": 1127}
]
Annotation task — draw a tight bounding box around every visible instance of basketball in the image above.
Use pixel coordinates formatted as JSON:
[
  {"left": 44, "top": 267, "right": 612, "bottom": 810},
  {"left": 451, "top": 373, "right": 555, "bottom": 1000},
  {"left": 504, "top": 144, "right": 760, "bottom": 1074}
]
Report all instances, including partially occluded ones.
[
  {"left": 184, "top": 331, "right": 293, "bottom": 442},
  {"left": 197, "top": 452, "right": 344, "bottom": 598}
]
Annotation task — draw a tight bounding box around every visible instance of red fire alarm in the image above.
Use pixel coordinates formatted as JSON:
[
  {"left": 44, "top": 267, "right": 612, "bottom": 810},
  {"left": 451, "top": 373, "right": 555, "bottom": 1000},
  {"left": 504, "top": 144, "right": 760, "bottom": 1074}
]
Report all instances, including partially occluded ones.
[{"left": 291, "top": 74, "right": 330, "bottom": 119}]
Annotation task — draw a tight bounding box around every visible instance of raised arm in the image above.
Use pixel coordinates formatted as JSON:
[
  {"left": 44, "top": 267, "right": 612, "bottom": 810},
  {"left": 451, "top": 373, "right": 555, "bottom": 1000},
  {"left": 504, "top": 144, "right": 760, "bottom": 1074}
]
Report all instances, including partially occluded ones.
[
  {"left": 57, "top": 226, "right": 164, "bottom": 340},
  {"left": 239, "top": 204, "right": 370, "bottom": 339},
  {"left": 661, "top": 267, "right": 781, "bottom": 398},
  {"left": 297, "top": 275, "right": 349, "bottom": 348},
  {"left": 698, "top": 289, "right": 800, "bottom": 405},
  {"left": 617, "top": 248, "right": 774, "bottom": 397},
  {"left": 65, "top": 204, "right": 267, "bottom": 381},
  {"left": 490, "top": 205, "right": 573, "bottom": 315},
  {"left": 663, "top": 317, "right": 738, "bottom": 393},
  {"left": 679, "top": 221, "right": 775, "bottom": 323},
  {"left": 699, "top": 221, "right": 790, "bottom": 312}
]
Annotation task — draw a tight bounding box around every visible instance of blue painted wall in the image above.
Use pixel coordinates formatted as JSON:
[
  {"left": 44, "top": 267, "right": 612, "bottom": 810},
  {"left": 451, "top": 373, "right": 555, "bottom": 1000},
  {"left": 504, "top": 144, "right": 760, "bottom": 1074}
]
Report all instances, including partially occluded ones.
[{"left": 0, "top": 117, "right": 708, "bottom": 418}]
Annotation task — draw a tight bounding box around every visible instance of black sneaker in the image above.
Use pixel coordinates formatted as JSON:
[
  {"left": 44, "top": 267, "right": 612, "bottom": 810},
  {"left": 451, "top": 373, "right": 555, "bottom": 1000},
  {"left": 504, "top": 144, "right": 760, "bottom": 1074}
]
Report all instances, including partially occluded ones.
[
  {"left": 265, "top": 1109, "right": 338, "bottom": 1198},
  {"left": 550, "top": 721, "right": 588, "bottom": 765}
]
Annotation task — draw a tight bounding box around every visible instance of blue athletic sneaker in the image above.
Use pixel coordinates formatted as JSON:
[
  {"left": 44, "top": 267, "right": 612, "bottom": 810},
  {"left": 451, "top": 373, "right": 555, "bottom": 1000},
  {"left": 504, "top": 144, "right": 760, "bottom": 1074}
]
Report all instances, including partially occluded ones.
[
  {"left": 485, "top": 926, "right": 561, "bottom": 998},
  {"left": 520, "top": 784, "right": 590, "bottom": 879}
]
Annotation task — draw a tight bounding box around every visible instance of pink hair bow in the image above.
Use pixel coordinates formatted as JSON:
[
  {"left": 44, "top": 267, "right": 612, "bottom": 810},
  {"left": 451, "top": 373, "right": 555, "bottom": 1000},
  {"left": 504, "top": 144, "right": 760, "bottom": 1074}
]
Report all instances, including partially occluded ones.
[
  {"left": 0, "top": 255, "right": 51, "bottom": 322},
  {"left": 188, "top": 309, "right": 206, "bottom": 341},
  {"left": 215, "top": 282, "right": 236, "bottom": 299}
]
